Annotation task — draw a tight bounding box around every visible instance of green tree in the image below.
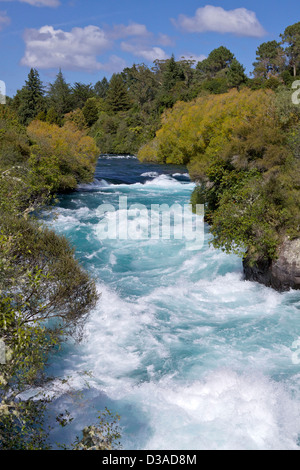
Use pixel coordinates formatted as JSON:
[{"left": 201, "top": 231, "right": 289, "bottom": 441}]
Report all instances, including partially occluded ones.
[
  {"left": 196, "top": 46, "right": 234, "bottom": 78},
  {"left": 94, "top": 77, "right": 109, "bottom": 99},
  {"left": 106, "top": 74, "right": 131, "bottom": 113},
  {"left": 82, "top": 97, "right": 99, "bottom": 127},
  {"left": 252, "top": 40, "right": 286, "bottom": 78},
  {"left": 123, "top": 63, "right": 158, "bottom": 107},
  {"left": 47, "top": 69, "right": 74, "bottom": 119},
  {"left": 46, "top": 106, "right": 60, "bottom": 125},
  {"left": 227, "top": 59, "right": 248, "bottom": 89},
  {"left": 280, "top": 22, "right": 300, "bottom": 76},
  {"left": 64, "top": 108, "right": 87, "bottom": 131},
  {"left": 0, "top": 106, "right": 30, "bottom": 168},
  {"left": 162, "top": 54, "right": 185, "bottom": 92},
  {"left": 72, "top": 82, "right": 95, "bottom": 109},
  {"left": 16, "top": 68, "right": 45, "bottom": 125},
  {"left": 0, "top": 214, "right": 99, "bottom": 449}
]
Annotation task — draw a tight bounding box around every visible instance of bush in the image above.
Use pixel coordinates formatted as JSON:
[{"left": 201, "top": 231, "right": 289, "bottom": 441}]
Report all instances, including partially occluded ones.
[{"left": 27, "top": 120, "right": 99, "bottom": 192}]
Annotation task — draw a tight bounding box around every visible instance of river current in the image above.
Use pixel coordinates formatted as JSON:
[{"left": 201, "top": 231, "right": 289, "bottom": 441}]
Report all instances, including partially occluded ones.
[{"left": 44, "top": 155, "right": 300, "bottom": 450}]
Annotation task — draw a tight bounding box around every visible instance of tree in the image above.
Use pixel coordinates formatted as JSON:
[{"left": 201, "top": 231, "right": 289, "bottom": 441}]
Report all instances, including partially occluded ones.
[
  {"left": 138, "top": 87, "right": 299, "bottom": 264},
  {"left": 280, "top": 22, "right": 300, "bottom": 77},
  {"left": 64, "top": 108, "right": 87, "bottom": 131},
  {"left": 122, "top": 64, "right": 158, "bottom": 107},
  {"left": 162, "top": 54, "right": 185, "bottom": 92},
  {"left": 47, "top": 69, "right": 74, "bottom": 119},
  {"left": 178, "top": 57, "right": 197, "bottom": 88},
  {"left": 227, "top": 59, "right": 248, "bottom": 89},
  {"left": 46, "top": 106, "right": 60, "bottom": 125},
  {"left": 0, "top": 106, "right": 30, "bottom": 168},
  {"left": 106, "top": 74, "right": 131, "bottom": 113},
  {"left": 27, "top": 120, "right": 99, "bottom": 192},
  {"left": 94, "top": 77, "right": 109, "bottom": 99},
  {"left": 252, "top": 41, "right": 286, "bottom": 78},
  {"left": 196, "top": 46, "right": 234, "bottom": 78},
  {"left": 82, "top": 98, "right": 99, "bottom": 127},
  {"left": 72, "top": 82, "right": 95, "bottom": 109},
  {"left": 16, "top": 69, "right": 45, "bottom": 125}
]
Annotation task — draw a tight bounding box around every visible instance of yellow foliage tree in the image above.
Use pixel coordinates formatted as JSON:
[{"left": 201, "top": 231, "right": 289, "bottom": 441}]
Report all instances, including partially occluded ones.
[
  {"left": 138, "top": 88, "right": 299, "bottom": 263},
  {"left": 27, "top": 120, "right": 99, "bottom": 192},
  {"left": 138, "top": 88, "right": 282, "bottom": 178}
]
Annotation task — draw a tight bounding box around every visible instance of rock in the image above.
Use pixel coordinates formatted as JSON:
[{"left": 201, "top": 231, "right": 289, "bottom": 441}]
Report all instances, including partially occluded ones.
[{"left": 243, "top": 238, "right": 300, "bottom": 291}]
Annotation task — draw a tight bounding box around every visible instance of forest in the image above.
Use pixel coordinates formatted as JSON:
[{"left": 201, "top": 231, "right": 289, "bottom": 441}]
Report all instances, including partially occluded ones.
[{"left": 1, "top": 20, "right": 300, "bottom": 449}]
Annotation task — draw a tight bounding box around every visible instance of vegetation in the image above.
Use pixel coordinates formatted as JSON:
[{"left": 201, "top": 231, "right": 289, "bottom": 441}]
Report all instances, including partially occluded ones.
[
  {"left": 0, "top": 78, "right": 114, "bottom": 449},
  {"left": 5, "top": 22, "right": 300, "bottom": 159},
  {"left": 136, "top": 22, "right": 300, "bottom": 267},
  {"left": 138, "top": 86, "right": 300, "bottom": 264}
]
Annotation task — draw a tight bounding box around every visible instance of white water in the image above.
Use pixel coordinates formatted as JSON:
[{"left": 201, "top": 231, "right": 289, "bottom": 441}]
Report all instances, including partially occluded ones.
[{"left": 44, "top": 156, "right": 300, "bottom": 450}]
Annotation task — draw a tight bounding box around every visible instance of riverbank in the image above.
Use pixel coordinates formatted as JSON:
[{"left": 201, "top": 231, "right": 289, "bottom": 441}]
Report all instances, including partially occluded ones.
[{"left": 137, "top": 87, "right": 300, "bottom": 293}]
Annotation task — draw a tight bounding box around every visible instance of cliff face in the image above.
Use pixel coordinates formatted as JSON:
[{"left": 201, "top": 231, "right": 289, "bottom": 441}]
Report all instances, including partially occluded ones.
[{"left": 243, "top": 238, "right": 300, "bottom": 291}]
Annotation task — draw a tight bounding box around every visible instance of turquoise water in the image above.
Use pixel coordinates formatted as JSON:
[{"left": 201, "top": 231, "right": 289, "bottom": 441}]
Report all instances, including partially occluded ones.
[{"left": 45, "top": 155, "right": 300, "bottom": 450}]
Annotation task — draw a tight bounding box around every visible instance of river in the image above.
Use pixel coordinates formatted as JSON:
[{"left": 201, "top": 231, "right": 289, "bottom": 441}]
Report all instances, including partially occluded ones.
[{"left": 44, "top": 155, "right": 300, "bottom": 450}]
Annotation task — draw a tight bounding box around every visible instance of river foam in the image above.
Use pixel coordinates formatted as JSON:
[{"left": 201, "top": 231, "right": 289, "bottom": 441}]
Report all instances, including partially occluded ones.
[{"left": 44, "top": 156, "right": 300, "bottom": 450}]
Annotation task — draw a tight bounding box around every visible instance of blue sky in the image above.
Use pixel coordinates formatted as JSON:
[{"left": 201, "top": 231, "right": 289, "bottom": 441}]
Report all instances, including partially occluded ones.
[{"left": 0, "top": 0, "right": 299, "bottom": 97}]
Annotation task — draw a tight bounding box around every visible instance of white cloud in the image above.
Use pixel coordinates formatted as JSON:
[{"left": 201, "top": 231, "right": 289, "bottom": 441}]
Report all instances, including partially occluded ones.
[
  {"left": 121, "top": 41, "right": 169, "bottom": 62},
  {"left": 0, "top": 0, "right": 60, "bottom": 6},
  {"left": 20, "top": 21, "right": 172, "bottom": 72},
  {"left": 99, "top": 55, "right": 127, "bottom": 74},
  {"left": 173, "top": 5, "right": 266, "bottom": 37},
  {"left": 109, "top": 22, "right": 151, "bottom": 40},
  {"left": 21, "top": 25, "right": 112, "bottom": 71},
  {"left": 157, "top": 33, "right": 175, "bottom": 47},
  {"left": 0, "top": 10, "right": 9, "bottom": 30}
]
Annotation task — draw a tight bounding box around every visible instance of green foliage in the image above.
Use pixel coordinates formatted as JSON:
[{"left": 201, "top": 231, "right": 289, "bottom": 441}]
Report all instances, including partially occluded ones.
[
  {"left": 0, "top": 218, "right": 95, "bottom": 449},
  {"left": 15, "top": 69, "right": 46, "bottom": 126},
  {"left": 46, "top": 106, "right": 60, "bottom": 125},
  {"left": 72, "top": 82, "right": 95, "bottom": 109},
  {"left": 90, "top": 106, "right": 159, "bottom": 155},
  {"left": 64, "top": 108, "right": 87, "bottom": 131},
  {"left": 226, "top": 59, "right": 248, "bottom": 89},
  {"left": 280, "top": 22, "right": 300, "bottom": 76},
  {"left": 138, "top": 86, "right": 300, "bottom": 263},
  {"left": 0, "top": 111, "right": 100, "bottom": 449},
  {"left": 82, "top": 97, "right": 99, "bottom": 127},
  {"left": 94, "top": 77, "right": 109, "bottom": 99},
  {"left": 2, "top": 19, "right": 300, "bottom": 448},
  {"left": 1, "top": 213, "right": 99, "bottom": 332},
  {"left": 162, "top": 54, "right": 185, "bottom": 92},
  {"left": 47, "top": 70, "right": 74, "bottom": 119},
  {"left": 196, "top": 46, "right": 234, "bottom": 79},
  {"left": 106, "top": 73, "right": 131, "bottom": 113},
  {"left": 253, "top": 40, "right": 286, "bottom": 78},
  {"left": 73, "top": 408, "right": 122, "bottom": 450},
  {"left": 27, "top": 120, "right": 99, "bottom": 192},
  {"left": 201, "top": 76, "right": 229, "bottom": 95},
  {"left": 0, "top": 107, "right": 30, "bottom": 168}
]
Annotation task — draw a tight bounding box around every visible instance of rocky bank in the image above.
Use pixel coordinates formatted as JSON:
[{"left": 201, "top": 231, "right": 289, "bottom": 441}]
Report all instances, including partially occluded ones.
[{"left": 243, "top": 238, "right": 300, "bottom": 291}]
